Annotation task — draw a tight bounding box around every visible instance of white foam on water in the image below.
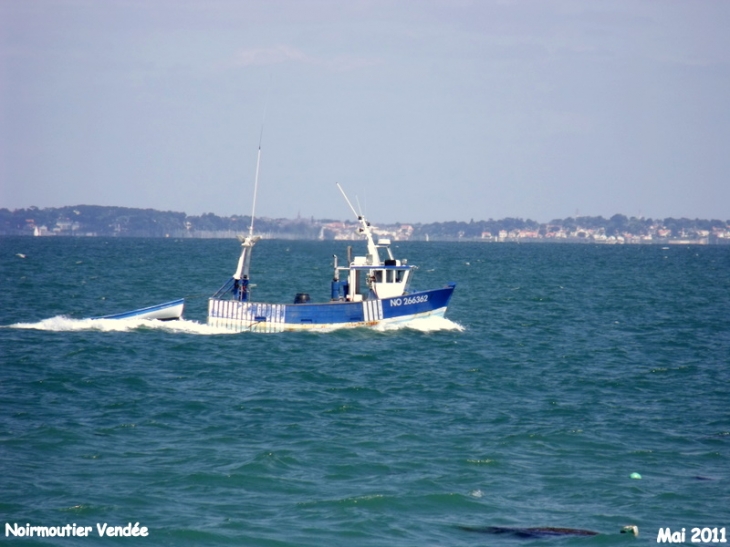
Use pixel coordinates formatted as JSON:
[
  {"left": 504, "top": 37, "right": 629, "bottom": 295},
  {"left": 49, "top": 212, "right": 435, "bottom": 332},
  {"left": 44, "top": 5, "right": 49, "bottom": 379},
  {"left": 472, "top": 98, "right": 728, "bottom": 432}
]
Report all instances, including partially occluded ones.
[
  {"left": 373, "top": 315, "right": 465, "bottom": 333},
  {"left": 9, "top": 316, "right": 236, "bottom": 335},
  {"left": 9, "top": 315, "right": 463, "bottom": 335}
]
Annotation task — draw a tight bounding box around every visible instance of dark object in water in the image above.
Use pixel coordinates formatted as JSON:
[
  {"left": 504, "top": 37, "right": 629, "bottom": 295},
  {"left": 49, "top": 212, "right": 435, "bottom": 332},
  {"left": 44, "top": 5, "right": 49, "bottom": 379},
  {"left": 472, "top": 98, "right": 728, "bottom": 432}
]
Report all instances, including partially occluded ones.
[
  {"left": 461, "top": 526, "right": 598, "bottom": 538},
  {"left": 460, "top": 524, "right": 639, "bottom": 539}
]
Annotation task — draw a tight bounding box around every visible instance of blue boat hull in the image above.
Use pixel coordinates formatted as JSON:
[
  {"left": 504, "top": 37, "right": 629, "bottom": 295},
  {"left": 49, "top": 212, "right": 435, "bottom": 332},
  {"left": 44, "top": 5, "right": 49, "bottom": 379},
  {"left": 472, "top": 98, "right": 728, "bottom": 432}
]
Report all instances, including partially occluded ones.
[{"left": 208, "top": 284, "right": 455, "bottom": 332}]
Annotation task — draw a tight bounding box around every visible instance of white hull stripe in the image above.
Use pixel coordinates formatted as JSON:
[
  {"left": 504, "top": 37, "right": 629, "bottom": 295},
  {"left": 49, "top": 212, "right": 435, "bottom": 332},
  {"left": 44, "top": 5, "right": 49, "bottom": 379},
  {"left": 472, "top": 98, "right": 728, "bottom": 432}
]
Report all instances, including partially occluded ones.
[
  {"left": 363, "top": 299, "right": 383, "bottom": 322},
  {"left": 209, "top": 300, "right": 286, "bottom": 332}
]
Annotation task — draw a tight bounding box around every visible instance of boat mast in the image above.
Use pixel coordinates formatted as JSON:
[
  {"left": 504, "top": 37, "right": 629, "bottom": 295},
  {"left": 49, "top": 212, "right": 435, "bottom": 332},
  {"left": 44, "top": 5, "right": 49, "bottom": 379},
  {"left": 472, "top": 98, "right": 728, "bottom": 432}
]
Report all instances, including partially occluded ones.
[{"left": 232, "top": 125, "right": 264, "bottom": 300}]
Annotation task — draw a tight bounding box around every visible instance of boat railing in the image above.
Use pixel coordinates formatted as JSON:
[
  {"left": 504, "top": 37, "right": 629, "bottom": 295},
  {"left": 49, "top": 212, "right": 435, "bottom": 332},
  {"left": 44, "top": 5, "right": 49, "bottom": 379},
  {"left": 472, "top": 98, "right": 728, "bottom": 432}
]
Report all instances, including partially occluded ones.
[
  {"left": 212, "top": 278, "right": 236, "bottom": 299},
  {"left": 212, "top": 277, "right": 256, "bottom": 302}
]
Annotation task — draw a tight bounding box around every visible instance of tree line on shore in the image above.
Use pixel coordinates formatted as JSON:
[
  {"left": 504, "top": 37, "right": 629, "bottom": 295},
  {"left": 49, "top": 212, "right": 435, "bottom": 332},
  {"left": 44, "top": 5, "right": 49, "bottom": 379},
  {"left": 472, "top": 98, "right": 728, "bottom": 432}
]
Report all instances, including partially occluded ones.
[{"left": 1, "top": 205, "right": 728, "bottom": 242}]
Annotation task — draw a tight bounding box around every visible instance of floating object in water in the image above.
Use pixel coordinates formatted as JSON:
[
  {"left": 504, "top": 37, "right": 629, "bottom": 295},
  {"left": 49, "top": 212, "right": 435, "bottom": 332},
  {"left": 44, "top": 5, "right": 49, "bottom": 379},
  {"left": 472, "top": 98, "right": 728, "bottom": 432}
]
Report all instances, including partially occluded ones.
[
  {"left": 16, "top": 253, "right": 26, "bottom": 259},
  {"left": 460, "top": 525, "right": 639, "bottom": 538},
  {"left": 630, "top": 472, "right": 642, "bottom": 479},
  {"left": 90, "top": 298, "right": 185, "bottom": 321},
  {"left": 460, "top": 526, "right": 598, "bottom": 538}
]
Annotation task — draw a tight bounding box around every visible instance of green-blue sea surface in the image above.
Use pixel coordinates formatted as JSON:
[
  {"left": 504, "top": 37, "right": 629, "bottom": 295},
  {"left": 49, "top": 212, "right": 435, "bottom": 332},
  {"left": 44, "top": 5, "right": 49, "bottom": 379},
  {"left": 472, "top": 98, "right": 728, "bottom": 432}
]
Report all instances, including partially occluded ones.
[{"left": 1, "top": 237, "right": 728, "bottom": 546}]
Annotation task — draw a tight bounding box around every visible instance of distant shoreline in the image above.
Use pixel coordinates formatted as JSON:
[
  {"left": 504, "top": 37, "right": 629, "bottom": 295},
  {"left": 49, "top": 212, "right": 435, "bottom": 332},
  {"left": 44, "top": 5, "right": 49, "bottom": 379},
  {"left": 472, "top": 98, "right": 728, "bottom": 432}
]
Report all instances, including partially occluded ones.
[{"left": 2, "top": 205, "right": 729, "bottom": 245}]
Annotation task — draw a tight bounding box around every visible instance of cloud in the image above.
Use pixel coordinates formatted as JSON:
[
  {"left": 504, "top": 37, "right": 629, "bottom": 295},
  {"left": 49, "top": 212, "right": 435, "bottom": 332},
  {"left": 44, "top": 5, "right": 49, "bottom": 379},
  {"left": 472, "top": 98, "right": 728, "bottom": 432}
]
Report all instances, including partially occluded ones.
[
  {"left": 236, "top": 45, "right": 310, "bottom": 66},
  {"left": 234, "top": 44, "right": 381, "bottom": 71},
  {"left": 540, "top": 109, "right": 594, "bottom": 136}
]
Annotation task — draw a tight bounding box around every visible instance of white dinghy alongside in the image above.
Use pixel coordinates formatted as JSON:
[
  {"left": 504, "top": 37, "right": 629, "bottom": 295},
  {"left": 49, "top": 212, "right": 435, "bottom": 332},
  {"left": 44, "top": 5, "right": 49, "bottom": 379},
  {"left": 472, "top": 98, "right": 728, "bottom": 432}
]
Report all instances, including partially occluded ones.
[{"left": 92, "top": 298, "right": 185, "bottom": 321}]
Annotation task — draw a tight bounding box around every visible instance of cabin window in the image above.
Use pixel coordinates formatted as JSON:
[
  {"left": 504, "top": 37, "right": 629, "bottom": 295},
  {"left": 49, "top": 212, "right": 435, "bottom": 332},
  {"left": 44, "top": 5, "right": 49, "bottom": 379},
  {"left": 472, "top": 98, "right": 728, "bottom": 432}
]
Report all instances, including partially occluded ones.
[
  {"left": 386, "top": 269, "right": 394, "bottom": 283},
  {"left": 374, "top": 270, "right": 383, "bottom": 283},
  {"left": 396, "top": 270, "right": 405, "bottom": 283},
  {"left": 355, "top": 270, "right": 368, "bottom": 296}
]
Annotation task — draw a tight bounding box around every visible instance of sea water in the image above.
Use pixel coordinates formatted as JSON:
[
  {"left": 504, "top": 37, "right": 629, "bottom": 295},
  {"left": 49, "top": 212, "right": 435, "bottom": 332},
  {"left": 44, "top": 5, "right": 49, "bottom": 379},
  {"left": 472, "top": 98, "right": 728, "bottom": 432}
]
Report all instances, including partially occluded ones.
[{"left": 1, "top": 237, "right": 728, "bottom": 546}]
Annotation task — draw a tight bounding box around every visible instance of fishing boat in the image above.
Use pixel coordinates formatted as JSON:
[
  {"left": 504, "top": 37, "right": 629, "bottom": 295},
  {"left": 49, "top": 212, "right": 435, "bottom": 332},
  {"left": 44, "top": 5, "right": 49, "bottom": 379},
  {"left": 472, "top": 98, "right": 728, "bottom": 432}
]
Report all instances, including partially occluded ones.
[
  {"left": 93, "top": 298, "right": 185, "bottom": 321},
  {"left": 207, "top": 183, "right": 455, "bottom": 332}
]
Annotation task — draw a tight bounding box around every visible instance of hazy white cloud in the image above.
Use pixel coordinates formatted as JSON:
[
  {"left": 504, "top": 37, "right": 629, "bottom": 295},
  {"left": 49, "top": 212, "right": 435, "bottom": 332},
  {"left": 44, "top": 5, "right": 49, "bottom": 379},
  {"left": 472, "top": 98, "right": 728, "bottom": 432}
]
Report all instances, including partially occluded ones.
[
  {"left": 235, "top": 45, "right": 310, "bottom": 66},
  {"left": 234, "top": 45, "right": 381, "bottom": 71}
]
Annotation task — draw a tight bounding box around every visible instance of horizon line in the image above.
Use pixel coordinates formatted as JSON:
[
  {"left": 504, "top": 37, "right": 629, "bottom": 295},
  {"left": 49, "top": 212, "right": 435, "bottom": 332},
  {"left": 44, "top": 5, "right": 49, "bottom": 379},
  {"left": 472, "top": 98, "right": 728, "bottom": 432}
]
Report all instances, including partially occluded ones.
[{"left": 4, "top": 204, "right": 730, "bottom": 225}]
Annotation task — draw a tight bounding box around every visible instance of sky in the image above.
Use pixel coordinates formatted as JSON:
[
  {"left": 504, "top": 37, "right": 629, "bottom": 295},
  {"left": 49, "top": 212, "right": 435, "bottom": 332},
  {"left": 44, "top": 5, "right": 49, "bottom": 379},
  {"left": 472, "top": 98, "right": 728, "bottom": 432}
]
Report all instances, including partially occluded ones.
[{"left": 1, "top": 0, "right": 729, "bottom": 224}]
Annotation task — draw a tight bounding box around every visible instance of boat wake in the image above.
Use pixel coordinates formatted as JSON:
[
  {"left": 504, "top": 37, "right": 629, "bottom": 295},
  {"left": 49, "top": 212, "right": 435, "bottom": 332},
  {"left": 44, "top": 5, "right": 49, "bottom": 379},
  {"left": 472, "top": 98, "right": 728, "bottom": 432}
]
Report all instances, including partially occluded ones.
[
  {"left": 9, "top": 317, "right": 236, "bottom": 335},
  {"left": 9, "top": 315, "right": 463, "bottom": 335},
  {"left": 374, "top": 315, "right": 464, "bottom": 333}
]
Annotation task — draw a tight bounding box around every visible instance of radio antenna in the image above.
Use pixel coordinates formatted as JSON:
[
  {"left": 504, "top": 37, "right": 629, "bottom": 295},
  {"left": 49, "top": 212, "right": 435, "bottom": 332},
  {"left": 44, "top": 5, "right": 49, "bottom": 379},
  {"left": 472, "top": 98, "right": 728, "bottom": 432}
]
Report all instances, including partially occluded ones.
[
  {"left": 248, "top": 97, "right": 269, "bottom": 237},
  {"left": 248, "top": 124, "right": 263, "bottom": 237}
]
